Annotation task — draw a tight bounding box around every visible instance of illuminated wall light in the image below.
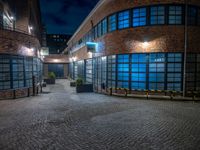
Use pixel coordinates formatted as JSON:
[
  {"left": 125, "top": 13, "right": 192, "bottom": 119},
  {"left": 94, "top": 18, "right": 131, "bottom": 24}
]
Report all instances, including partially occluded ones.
[
  {"left": 88, "top": 52, "right": 93, "bottom": 58},
  {"left": 72, "top": 57, "right": 77, "bottom": 61},
  {"left": 29, "top": 47, "right": 35, "bottom": 51},
  {"left": 102, "top": 56, "right": 106, "bottom": 60},
  {"left": 53, "top": 59, "right": 59, "bottom": 63},
  {"left": 69, "top": 58, "right": 72, "bottom": 62},
  {"left": 28, "top": 26, "right": 33, "bottom": 34},
  {"left": 10, "top": 16, "right": 15, "bottom": 20},
  {"left": 143, "top": 41, "right": 149, "bottom": 48}
]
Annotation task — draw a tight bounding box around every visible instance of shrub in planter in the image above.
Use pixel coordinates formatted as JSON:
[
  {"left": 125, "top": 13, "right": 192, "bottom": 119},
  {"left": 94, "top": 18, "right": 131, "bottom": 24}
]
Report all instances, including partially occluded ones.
[
  {"left": 76, "top": 78, "right": 93, "bottom": 93},
  {"left": 44, "top": 72, "right": 56, "bottom": 84},
  {"left": 48, "top": 72, "right": 56, "bottom": 79},
  {"left": 76, "top": 78, "right": 83, "bottom": 86}
]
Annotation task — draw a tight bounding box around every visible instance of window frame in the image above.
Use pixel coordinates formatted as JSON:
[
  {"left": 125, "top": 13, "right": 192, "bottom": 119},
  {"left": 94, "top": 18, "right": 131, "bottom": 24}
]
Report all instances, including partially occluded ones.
[
  {"left": 117, "top": 10, "right": 130, "bottom": 30},
  {"left": 133, "top": 7, "right": 147, "bottom": 27},
  {"left": 150, "top": 6, "right": 165, "bottom": 25},
  {"left": 108, "top": 13, "right": 117, "bottom": 32},
  {"left": 168, "top": 5, "right": 183, "bottom": 25}
]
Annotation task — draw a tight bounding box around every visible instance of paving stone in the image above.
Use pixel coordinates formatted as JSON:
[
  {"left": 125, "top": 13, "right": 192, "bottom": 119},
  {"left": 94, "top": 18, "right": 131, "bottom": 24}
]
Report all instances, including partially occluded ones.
[{"left": 0, "top": 80, "right": 200, "bottom": 150}]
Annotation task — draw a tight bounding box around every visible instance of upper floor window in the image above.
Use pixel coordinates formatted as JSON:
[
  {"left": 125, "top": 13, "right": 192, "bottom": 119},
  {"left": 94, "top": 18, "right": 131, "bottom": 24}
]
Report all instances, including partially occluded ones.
[
  {"left": 102, "top": 18, "right": 107, "bottom": 35},
  {"left": 133, "top": 8, "right": 146, "bottom": 27},
  {"left": 198, "top": 9, "right": 200, "bottom": 25},
  {"left": 97, "top": 22, "right": 102, "bottom": 37},
  {"left": 118, "top": 10, "right": 130, "bottom": 29},
  {"left": 150, "top": 6, "right": 165, "bottom": 25},
  {"left": 108, "top": 14, "right": 117, "bottom": 32},
  {"left": 169, "top": 6, "right": 182, "bottom": 24},
  {"left": 94, "top": 25, "right": 98, "bottom": 39},
  {"left": 188, "top": 7, "right": 197, "bottom": 25},
  {"left": 0, "top": 11, "right": 3, "bottom": 27}
]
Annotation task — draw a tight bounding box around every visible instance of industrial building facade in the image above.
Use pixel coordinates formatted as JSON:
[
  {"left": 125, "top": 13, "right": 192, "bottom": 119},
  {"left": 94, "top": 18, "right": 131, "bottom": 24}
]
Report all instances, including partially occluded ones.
[
  {"left": 0, "top": 0, "right": 43, "bottom": 99},
  {"left": 66, "top": 0, "right": 200, "bottom": 94}
]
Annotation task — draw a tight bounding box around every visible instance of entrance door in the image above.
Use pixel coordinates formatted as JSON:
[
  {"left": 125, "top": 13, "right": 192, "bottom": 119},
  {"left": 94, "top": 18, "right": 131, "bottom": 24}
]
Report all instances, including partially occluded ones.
[{"left": 48, "top": 64, "right": 64, "bottom": 78}]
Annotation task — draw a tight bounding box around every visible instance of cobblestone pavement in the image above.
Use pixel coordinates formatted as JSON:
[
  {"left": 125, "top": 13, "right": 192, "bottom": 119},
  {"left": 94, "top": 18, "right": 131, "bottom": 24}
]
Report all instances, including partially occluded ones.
[{"left": 0, "top": 80, "right": 200, "bottom": 150}]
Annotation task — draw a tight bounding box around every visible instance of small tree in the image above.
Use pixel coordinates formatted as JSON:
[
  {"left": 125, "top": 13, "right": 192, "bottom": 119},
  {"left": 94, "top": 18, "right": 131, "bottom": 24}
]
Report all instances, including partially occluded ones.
[
  {"left": 76, "top": 78, "right": 83, "bottom": 86},
  {"left": 48, "top": 72, "right": 56, "bottom": 79}
]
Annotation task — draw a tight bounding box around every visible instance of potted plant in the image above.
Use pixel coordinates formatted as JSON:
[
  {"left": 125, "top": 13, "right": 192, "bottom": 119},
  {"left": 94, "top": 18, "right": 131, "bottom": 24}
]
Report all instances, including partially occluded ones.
[
  {"left": 76, "top": 77, "right": 93, "bottom": 93},
  {"left": 44, "top": 72, "right": 56, "bottom": 84}
]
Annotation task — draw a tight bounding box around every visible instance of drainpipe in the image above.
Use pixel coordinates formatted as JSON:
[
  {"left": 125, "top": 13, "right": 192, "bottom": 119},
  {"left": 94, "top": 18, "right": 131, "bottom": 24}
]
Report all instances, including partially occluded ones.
[{"left": 183, "top": 0, "right": 188, "bottom": 97}]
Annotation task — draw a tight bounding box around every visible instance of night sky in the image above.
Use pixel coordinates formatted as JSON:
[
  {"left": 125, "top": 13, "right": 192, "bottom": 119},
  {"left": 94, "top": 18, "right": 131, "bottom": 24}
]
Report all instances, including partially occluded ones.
[{"left": 40, "top": 0, "right": 99, "bottom": 35}]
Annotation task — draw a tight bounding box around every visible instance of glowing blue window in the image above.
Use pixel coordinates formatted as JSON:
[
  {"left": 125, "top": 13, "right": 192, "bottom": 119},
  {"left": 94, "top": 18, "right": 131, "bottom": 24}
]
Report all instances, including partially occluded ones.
[
  {"left": 118, "top": 64, "right": 129, "bottom": 71},
  {"left": 107, "top": 55, "right": 116, "bottom": 88},
  {"left": 117, "top": 54, "right": 129, "bottom": 88},
  {"left": 133, "top": 8, "right": 146, "bottom": 27},
  {"left": 132, "top": 82, "right": 146, "bottom": 90},
  {"left": 131, "top": 73, "right": 146, "bottom": 81},
  {"left": 169, "top": 6, "right": 182, "bottom": 24},
  {"left": 149, "top": 53, "right": 165, "bottom": 62},
  {"left": 149, "top": 73, "right": 164, "bottom": 82},
  {"left": 167, "top": 73, "right": 181, "bottom": 82},
  {"left": 167, "top": 53, "right": 182, "bottom": 62},
  {"left": 167, "top": 63, "right": 182, "bottom": 72},
  {"left": 102, "top": 18, "right": 107, "bottom": 35},
  {"left": 94, "top": 26, "right": 98, "bottom": 39},
  {"left": 118, "top": 55, "right": 129, "bottom": 63},
  {"left": 118, "top": 72, "right": 129, "bottom": 80},
  {"left": 118, "top": 11, "right": 130, "bottom": 29},
  {"left": 0, "top": 56, "right": 10, "bottom": 90},
  {"left": 118, "top": 81, "right": 129, "bottom": 88},
  {"left": 131, "top": 64, "right": 146, "bottom": 72},
  {"left": 149, "top": 83, "right": 164, "bottom": 90},
  {"left": 150, "top": 6, "right": 165, "bottom": 25},
  {"left": 167, "top": 83, "right": 181, "bottom": 91},
  {"left": 149, "top": 63, "right": 165, "bottom": 72},
  {"left": 132, "top": 54, "right": 147, "bottom": 62},
  {"left": 108, "top": 14, "right": 116, "bottom": 32},
  {"left": 97, "top": 22, "right": 102, "bottom": 37}
]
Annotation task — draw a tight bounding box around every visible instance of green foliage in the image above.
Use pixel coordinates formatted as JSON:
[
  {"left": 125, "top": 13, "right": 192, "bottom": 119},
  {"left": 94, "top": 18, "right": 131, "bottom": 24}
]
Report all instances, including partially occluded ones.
[
  {"left": 76, "top": 78, "right": 83, "bottom": 86},
  {"left": 48, "top": 72, "right": 56, "bottom": 79}
]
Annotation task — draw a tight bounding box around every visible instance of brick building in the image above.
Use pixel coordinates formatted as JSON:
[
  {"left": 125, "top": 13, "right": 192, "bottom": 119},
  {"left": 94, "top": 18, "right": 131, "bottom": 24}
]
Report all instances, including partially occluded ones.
[
  {"left": 65, "top": 0, "right": 200, "bottom": 95},
  {"left": 42, "top": 34, "right": 71, "bottom": 79},
  {"left": 46, "top": 34, "right": 71, "bottom": 54},
  {"left": 0, "top": 0, "right": 43, "bottom": 99}
]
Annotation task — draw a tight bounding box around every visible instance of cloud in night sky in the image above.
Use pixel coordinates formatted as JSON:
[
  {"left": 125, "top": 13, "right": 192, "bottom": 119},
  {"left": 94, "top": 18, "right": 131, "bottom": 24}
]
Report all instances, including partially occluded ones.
[{"left": 40, "top": 0, "right": 99, "bottom": 34}]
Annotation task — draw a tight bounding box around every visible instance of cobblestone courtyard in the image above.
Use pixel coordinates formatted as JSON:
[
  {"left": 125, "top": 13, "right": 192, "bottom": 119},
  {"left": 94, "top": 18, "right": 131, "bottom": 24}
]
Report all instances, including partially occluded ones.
[{"left": 0, "top": 80, "right": 200, "bottom": 150}]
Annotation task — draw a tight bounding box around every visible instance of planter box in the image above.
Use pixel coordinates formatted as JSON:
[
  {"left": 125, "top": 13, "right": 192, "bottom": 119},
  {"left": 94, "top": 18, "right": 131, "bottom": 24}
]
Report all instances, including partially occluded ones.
[
  {"left": 76, "top": 84, "right": 93, "bottom": 93},
  {"left": 44, "top": 78, "right": 55, "bottom": 84},
  {"left": 70, "top": 81, "right": 76, "bottom": 87}
]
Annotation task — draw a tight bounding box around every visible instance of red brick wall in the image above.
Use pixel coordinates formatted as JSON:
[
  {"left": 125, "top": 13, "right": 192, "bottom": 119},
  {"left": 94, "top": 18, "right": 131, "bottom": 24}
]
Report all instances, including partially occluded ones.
[
  {"left": 71, "top": 26, "right": 200, "bottom": 61},
  {"left": 0, "top": 87, "right": 41, "bottom": 100},
  {"left": 43, "top": 54, "right": 69, "bottom": 63},
  {"left": 67, "top": 0, "right": 200, "bottom": 61},
  {"left": 0, "top": 29, "right": 40, "bottom": 57},
  {"left": 69, "top": 0, "right": 200, "bottom": 44}
]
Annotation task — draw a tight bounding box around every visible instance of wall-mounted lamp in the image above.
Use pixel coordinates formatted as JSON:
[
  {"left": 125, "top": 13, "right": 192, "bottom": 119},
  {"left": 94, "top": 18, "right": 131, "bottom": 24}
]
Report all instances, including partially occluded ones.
[
  {"left": 10, "top": 16, "right": 15, "bottom": 20},
  {"left": 143, "top": 41, "right": 149, "bottom": 48},
  {"left": 72, "top": 56, "right": 77, "bottom": 61},
  {"left": 28, "top": 26, "right": 33, "bottom": 34},
  {"left": 53, "top": 59, "right": 59, "bottom": 63},
  {"left": 88, "top": 51, "right": 93, "bottom": 58}
]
